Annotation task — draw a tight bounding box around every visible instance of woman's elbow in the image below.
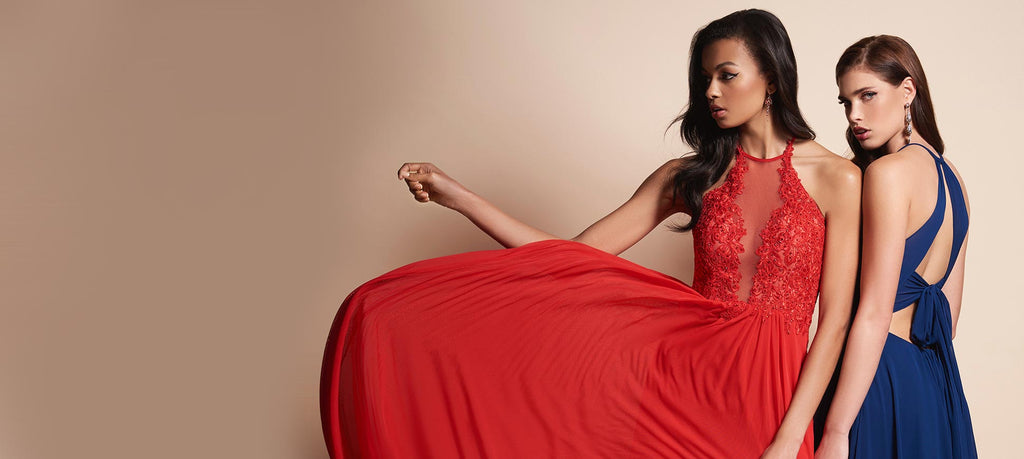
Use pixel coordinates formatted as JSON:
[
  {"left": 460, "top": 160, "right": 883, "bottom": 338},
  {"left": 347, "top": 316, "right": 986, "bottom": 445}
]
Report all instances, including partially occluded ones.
[
  {"left": 816, "top": 306, "right": 852, "bottom": 336},
  {"left": 851, "top": 304, "right": 893, "bottom": 333}
]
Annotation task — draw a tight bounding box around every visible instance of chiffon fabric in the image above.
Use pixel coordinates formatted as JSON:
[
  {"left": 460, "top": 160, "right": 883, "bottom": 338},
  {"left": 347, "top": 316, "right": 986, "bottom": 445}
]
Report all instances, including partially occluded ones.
[{"left": 321, "top": 140, "right": 827, "bottom": 458}]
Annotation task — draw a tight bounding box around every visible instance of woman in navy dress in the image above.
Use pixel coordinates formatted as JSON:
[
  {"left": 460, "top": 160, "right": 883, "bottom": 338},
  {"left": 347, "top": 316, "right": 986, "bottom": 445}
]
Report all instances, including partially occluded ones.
[{"left": 816, "top": 35, "right": 977, "bottom": 458}]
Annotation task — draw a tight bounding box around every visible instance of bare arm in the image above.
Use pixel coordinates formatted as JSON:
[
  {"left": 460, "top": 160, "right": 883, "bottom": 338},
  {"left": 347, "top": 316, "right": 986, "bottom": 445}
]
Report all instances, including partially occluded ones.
[
  {"left": 398, "top": 159, "right": 685, "bottom": 253},
  {"left": 763, "top": 163, "right": 861, "bottom": 457},
  {"left": 570, "top": 159, "right": 686, "bottom": 254},
  {"left": 816, "top": 159, "right": 911, "bottom": 457}
]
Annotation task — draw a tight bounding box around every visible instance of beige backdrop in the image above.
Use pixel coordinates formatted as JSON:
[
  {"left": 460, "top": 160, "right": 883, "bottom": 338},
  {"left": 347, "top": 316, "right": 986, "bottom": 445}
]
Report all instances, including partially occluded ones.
[{"left": 2, "top": 1, "right": 1021, "bottom": 458}]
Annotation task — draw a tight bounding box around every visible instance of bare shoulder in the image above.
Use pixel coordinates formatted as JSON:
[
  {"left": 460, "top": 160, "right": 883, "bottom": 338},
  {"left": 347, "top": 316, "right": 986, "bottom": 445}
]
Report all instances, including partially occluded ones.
[
  {"left": 647, "top": 157, "right": 686, "bottom": 183},
  {"left": 789, "top": 140, "right": 860, "bottom": 219},
  {"left": 641, "top": 157, "right": 686, "bottom": 189},
  {"left": 864, "top": 147, "right": 915, "bottom": 184},
  {"left": 660, "top": 157, "right": 689, "bottom": 172},
  {"left": 860, "top": 151, "right": 920, "bottom": 205},
  {"left": 792, "top": 139, "right": 861, "bottom": 192}
]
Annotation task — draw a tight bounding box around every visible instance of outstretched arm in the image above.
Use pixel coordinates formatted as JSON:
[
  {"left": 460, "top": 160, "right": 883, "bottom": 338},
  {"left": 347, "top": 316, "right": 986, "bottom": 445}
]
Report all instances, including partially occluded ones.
[
  {"left": 570, "top": 158, "right": 686, "bottom": 254},
  {"left": 815, "top": 159, "right": 911, "bottom": 458},
  {"left": 762, "top": 162, "right": 861, "bottom": 458},
  {"left": 398, "top": 159, "right": 686, "bottom": 253},
  {"left": 398, "top": 162, "right": 558, "bottom": 248}
]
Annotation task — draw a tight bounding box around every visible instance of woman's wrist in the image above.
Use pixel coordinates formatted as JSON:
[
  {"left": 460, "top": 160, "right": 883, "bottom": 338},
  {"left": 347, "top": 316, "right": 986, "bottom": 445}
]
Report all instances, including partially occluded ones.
[
  {"left": 822, "top": 423, "right": 850, "bottom": 437},
  {"left": 770, "top": 424, "right": 806, "bottom": 448},
  {"left": 448, "top": 187, "right": 479, "bottom": 214}
]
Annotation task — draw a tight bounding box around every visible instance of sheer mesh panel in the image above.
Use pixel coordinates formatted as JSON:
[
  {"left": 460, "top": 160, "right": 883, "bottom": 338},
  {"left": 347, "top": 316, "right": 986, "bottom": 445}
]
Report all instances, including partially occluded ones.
[{"left": 732, "top": 156, "right": 783, "bottom": 302}]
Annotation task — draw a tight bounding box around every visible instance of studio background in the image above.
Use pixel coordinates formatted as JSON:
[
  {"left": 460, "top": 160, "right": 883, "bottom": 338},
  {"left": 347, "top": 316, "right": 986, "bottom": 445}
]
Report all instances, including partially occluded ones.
[{"left": 2, "top": 1, "right": 1020, "bottom": 457}]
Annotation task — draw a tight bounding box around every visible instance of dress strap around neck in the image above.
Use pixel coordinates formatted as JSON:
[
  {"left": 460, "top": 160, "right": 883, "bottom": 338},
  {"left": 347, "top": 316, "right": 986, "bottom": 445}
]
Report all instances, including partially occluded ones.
[{"left": 736, "top": 137, "right": 795, "bottom": 162}]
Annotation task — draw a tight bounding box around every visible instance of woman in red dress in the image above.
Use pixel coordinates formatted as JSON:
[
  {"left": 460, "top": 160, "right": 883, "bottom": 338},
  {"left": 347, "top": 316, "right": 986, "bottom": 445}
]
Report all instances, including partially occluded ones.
[{"left": 322, "top": 9, "right": 860, "bottom": 458}]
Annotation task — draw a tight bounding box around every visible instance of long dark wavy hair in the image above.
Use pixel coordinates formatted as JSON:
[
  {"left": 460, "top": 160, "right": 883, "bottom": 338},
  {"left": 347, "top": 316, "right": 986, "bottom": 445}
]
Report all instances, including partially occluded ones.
[
  {"left": 835, "top": 35, "right": 943, "bottom": 170},
  {"left": 670, "top": 9, "right": 814, "bottom": 231}
]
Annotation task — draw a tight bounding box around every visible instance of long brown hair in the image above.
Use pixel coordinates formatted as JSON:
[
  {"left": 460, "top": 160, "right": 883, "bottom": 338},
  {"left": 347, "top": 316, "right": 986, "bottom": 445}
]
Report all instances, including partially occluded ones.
[{"left": 835, "top": 35, "right": 943, "bottom": 170}]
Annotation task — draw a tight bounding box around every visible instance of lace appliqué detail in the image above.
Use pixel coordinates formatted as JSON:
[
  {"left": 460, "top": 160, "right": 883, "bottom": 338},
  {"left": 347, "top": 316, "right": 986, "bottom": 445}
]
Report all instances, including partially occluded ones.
[
  {"left": 692, "top": 141, "right": 826, "bottom": 335},
  {"left": 692, "top": 154, "right": 747, "bottom": 317},
  {"left": 747, "top": 152, "right": 825, "bottom": 335}
]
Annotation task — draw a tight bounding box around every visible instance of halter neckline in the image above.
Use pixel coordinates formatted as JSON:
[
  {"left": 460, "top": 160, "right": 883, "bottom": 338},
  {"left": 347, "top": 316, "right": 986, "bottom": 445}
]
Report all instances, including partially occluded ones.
[{"left": 736, "top": 138, "right": 795, "bottom": 163}]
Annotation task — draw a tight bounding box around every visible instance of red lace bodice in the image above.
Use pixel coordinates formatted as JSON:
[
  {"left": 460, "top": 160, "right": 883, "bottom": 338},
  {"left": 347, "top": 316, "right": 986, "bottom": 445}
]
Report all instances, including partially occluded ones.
[{"left": 692, "top": 140, "right": 826, "bottom": 334}]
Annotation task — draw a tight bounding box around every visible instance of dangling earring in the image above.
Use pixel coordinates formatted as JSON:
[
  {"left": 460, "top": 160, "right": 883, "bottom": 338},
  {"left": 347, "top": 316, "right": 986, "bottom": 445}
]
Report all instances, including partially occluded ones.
[
  {"left": 764, "top": 93, "right": 773, "bottom": 113},
  {"left": 904, "top": 102, "right": 913, "bottom": 143}
]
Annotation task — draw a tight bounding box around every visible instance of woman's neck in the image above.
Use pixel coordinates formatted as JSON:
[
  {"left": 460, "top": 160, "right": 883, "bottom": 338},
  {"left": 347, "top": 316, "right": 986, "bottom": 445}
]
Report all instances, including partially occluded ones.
[
  {"left": 885, "top": 130, "right": 925, "bottom": 155},
  {"left": 738, "top": 114, "right": 790, "bottom": 159}
]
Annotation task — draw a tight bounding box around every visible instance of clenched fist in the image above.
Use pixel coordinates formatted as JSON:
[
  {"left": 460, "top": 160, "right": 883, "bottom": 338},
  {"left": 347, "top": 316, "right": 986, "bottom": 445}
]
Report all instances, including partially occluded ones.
[{"left": 397, "top": 162, "right": 471, "bottom": 210}]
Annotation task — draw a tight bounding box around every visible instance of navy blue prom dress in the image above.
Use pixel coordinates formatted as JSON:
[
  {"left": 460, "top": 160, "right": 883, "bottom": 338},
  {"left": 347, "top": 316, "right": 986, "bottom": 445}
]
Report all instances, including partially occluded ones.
[{"left": 848, "top": 143, "right": 977, "bottom": 458}]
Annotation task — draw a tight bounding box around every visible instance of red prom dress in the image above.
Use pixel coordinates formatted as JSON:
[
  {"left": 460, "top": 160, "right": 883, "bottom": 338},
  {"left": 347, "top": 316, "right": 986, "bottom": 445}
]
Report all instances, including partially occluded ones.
[{"left": 321, "top": 140, "right": 825, "bottom": 458}]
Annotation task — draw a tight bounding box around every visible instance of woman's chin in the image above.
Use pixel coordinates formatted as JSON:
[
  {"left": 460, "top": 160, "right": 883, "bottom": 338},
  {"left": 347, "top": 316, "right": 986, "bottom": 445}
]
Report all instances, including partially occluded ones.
[
  {"left": 714, "top": 118, "right": 740, "bottom": 130},
  {"left": 857, "top": 138, "right": 886, "bottom": 151}
]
